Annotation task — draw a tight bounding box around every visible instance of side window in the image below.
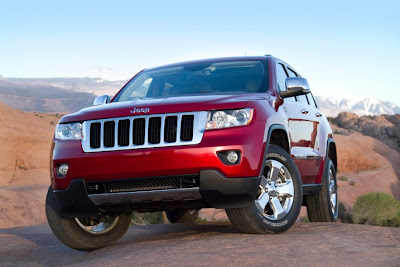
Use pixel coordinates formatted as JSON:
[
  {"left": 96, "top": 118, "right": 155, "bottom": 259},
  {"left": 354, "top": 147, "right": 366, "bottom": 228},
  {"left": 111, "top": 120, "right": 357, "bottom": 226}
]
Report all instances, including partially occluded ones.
[
  {"left": 276, "top": 63, "right": 288, "bottom": 92},
  {"left": 287, "top": 67, "right": 298, "bottom": 77},
  {"left": 306, "top": 92, "right": 318, "bottom": 109},
  {"left": 276, "top": 63, "right": 296, "bottom": 102},
  {"left": 297, "top": 93, "right": 309, "bottom": 105}
]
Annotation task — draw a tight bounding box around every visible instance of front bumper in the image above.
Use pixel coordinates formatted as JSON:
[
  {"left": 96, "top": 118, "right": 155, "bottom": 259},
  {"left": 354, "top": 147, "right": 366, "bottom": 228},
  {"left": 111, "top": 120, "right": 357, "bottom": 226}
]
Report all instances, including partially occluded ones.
[{"left": 54, "top": 170, "right": 261, "bottom": 218}]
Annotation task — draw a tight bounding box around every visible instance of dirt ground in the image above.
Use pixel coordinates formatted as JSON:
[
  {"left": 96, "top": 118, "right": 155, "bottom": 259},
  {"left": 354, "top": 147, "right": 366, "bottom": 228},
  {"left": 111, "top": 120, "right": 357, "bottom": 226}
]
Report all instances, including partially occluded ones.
[{"left": 0, "top": 223, "right": 399, "bottom": 266}]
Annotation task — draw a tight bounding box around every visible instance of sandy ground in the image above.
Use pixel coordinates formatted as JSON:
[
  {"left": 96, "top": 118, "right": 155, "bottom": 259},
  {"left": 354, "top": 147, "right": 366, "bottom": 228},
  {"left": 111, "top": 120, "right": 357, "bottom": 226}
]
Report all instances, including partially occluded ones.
[
  {"left": 0, "top": 102, "right": 54, "bottom": 186},
  {"left": 0, "top": 223, "right": 399, "bottom": 266}
]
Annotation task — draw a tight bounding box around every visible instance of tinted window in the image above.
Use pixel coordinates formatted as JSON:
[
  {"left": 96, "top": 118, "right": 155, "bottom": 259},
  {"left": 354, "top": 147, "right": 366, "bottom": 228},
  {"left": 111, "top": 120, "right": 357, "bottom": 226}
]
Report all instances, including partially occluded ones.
[{"left": 114, "top": 60, "right": 268, "bottom": 102}]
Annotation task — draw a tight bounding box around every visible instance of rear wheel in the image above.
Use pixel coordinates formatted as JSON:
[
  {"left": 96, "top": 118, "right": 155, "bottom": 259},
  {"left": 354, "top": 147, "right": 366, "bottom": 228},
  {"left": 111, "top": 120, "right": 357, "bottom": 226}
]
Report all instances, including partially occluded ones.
[
  {"left": 226, "top": 145, "right": 302, "bottom": 234},
  {"left": 306, "top": 158, "right": 338, "bottom": 222},
  {"left": 165, "top": 209, "right": 199, "bottom": 223},
  {"left": 45, "top": 186, "right": 132, "bottom": 251}
]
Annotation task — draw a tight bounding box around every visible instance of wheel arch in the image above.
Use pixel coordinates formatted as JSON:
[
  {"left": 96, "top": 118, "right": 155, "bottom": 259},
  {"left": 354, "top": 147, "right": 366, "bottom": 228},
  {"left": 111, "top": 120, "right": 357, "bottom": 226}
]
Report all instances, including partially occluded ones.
[
  {"left": 260, "top": 124, "right": 291, "bottom": 177},
  {"left": 267, "top": 124, "right": 290, "bottom": 155}
]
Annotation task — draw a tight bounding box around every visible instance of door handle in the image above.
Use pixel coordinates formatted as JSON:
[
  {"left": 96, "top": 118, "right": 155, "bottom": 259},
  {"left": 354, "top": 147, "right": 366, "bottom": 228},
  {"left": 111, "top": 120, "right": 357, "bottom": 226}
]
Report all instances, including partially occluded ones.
[
  {"left": 301, "top": 109, "right": 309, "bottom": 114},
  {"left": 315, "top": 112, "right": 323, "bottom": 117}
]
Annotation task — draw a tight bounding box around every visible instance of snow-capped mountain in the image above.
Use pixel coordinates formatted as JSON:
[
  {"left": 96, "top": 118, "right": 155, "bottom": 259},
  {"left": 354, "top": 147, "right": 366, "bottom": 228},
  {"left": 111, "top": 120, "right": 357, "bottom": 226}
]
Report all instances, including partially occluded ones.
[
  {"left": 76, "top": 66, "right": 131, "bottom": 81},
  {"left": 315, "top": 96, "right": 400, "bottom": 117}
]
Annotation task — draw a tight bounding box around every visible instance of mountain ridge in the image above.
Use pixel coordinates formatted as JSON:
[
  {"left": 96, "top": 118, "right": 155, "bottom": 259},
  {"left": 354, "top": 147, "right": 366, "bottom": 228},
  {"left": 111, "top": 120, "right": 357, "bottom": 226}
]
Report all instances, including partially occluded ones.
[
  {"left": 315, "top": 96, "right": 400, "bottom": 116},
  {"left": 1, "top": 74, "right": 399, "bottom": 116}
]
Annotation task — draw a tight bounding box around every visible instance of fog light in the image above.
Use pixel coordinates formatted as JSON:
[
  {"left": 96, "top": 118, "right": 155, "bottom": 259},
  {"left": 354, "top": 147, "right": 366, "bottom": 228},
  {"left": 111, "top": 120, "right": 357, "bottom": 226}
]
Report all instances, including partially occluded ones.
[
  {"left": 57, "top": 163, "right": 69, "bottom": 178},
  {"left": 217, "top": 150, "right": 241, "bottom": 165},
  {"left": 227, "top": 151, "right": 239, "bottom": 164}
]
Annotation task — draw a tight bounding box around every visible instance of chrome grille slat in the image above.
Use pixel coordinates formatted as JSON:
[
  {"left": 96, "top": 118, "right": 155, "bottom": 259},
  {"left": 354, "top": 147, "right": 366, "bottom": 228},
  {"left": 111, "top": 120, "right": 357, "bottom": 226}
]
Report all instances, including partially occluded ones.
[
  {"left": 144, "top": 117, "right": 149, "bottom": 145},
  {"left": 82, "top": 111, "right": 207, "bottom": 153},
  {"left": 160, "top": 115, "right": 165, "bottom": 143}
]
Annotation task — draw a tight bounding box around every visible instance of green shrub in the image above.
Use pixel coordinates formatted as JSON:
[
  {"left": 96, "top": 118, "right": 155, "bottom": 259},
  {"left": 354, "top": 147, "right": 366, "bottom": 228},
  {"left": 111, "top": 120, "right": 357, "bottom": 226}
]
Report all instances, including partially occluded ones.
[
  {"left": 349, "top": 180, "right": 356, "bottom": 186},
  {"left": 196, "top": 216, "right": 208, "bottom": 223},
  {"left": 300, "top": 216, "right": 310, "bottom": 223},
  {"left": 131, "top": 212, "right": 165, "bottom": 225},
  {"left": 339, "top": 176, "right": 348, "bottom": 181},
  {"left": 352, "top": 192, "right": 400, "bottom": 227}
]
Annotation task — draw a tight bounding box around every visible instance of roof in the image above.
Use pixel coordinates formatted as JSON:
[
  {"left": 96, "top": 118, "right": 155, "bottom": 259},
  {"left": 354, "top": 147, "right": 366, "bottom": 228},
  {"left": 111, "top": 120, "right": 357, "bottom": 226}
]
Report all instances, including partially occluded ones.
[{"left": 146, "top": 56, "right": 272, "bottom": 71}]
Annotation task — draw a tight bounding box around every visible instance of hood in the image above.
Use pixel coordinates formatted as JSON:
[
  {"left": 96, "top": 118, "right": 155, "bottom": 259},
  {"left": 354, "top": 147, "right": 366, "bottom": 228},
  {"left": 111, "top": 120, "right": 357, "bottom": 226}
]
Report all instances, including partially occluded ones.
[{"left": 59, "top": 93, "right": 269, "bottom": 123}]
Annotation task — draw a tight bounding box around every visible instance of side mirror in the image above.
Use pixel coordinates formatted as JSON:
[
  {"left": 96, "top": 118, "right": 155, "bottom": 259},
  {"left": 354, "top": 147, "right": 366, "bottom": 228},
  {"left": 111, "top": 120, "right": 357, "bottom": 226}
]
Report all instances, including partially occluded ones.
[
  {"left": 280, "top": 77, "right": 310, "bottom": 98},
  {"left": 93, "top": 95, "right": 110, "bottom": 106}
]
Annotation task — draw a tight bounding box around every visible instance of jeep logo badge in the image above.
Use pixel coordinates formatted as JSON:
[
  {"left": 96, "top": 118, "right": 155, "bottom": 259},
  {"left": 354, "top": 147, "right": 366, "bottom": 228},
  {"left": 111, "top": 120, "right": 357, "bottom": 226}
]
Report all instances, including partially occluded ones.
[{"left": 130, "top": 107, "right": 150, "bottom": 114}]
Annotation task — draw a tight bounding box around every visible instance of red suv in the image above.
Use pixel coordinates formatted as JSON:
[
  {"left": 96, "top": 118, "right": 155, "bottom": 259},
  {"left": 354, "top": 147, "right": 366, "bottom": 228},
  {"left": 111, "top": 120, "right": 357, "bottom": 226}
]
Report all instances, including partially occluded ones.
[{"left": 46, "top": 56, "right": 338, "bottom": 250}]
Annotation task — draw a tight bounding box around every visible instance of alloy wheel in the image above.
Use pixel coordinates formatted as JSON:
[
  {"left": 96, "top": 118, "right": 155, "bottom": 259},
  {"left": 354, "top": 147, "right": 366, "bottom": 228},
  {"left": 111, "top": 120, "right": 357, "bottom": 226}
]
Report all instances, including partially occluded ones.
[{"left": 255, "top": 160, "right": 294, "bottom": 220}]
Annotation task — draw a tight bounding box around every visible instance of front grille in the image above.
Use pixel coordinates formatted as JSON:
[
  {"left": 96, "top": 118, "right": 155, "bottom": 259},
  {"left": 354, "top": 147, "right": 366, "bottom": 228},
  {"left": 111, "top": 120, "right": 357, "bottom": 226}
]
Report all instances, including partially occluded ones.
[
  {"left": 87, "top": 175, "right": 200, "bottom": 194},
  {"left": 81, "top": 112, "right": 206, "bottom": 152}
]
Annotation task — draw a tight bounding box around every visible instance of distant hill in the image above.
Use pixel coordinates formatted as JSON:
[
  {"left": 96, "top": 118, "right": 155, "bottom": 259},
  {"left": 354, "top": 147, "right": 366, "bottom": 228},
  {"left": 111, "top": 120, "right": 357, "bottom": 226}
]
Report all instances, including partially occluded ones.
[
  {"left": 8, "top": 77, "right": 127, "bottom": 96},
  {"left": 329, "top": 112, "right": 400, "bottom": 153},
  {"left": 0, "top": 76, "right": 127, "bottom": 113},
  {"left": 315, "top": 96, "right": 400, "bottom": 117}
]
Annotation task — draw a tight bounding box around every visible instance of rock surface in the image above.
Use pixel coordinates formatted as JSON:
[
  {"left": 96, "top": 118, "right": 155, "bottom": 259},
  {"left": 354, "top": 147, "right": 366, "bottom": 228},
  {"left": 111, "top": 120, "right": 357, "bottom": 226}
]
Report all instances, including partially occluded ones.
[{"left": 0, "top": 223, "right": 399, "bottom": 266}]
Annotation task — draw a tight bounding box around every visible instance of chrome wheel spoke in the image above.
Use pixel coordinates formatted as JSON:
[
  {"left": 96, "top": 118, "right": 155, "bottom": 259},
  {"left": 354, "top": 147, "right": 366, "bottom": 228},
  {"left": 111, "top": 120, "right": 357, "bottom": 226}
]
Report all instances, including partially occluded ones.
[
  {"left": 330, "top": 181, "right": 336, "bottom": 194},
  {"left": 260, "top": 175, "right": 268, "bottom": 188},
  {"left": 268, "top": 161, "right": 284, "bottom": 182},
  {"left": 270, "top": 196, "right": 285, "bottom": 220},
  {"left": 276, "top": 180, "right": 294, "bottom": 197},
  {"left": 255, "top": 193, "right": 269, "bottom": 214},
  {"left": 330, "top": 193, "right": 337, "bottom": 209}
]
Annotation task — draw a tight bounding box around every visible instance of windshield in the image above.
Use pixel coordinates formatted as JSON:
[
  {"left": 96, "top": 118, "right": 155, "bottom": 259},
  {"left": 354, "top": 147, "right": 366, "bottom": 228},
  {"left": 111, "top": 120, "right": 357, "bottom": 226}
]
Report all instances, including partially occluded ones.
[{"left": 113, "top": 60, "right": 268, "bottom": 102}]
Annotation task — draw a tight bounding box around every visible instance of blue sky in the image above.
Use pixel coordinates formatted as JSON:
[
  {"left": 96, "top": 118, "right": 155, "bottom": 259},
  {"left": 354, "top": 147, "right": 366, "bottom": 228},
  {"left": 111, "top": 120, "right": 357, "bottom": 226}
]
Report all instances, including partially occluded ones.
[{"left": 1, "top": 0, "right": 399, "bottom": 105}]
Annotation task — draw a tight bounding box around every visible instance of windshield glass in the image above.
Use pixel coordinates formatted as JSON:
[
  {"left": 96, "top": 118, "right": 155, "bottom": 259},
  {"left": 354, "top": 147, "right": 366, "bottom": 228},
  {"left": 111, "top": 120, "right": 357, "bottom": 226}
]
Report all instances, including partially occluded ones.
[{"left": 113, "top": 60, "right": 268, "bottom": 102}]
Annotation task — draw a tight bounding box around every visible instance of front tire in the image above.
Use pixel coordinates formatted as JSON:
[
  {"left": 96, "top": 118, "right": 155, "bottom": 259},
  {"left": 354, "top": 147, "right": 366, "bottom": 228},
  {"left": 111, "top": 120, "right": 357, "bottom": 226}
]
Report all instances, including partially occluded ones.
[
  {"left": 45, "top": 186, "right": 132, "bottom": 251},
  {"left": 306, "top": 158, "right": 338, "bottom": 222},
  {"left": 226, "top": 145, "right": 303, "bottom": 234}
]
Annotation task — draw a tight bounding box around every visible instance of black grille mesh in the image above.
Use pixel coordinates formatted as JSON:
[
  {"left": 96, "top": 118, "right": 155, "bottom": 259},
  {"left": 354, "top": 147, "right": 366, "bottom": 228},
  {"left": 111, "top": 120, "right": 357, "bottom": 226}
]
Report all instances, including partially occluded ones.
[
  {"left": 148, "top": 117, "right": 161, "bottom": 144},
  {"left": 132, "top": 118, "right": 145, "bottom": 145},
  {"left": 164, "top": 116, "right": 178, "bottom": 143},
  {"left": 181, "top": 115, "right": 194, "bottom": 141},
  {"left": 87, "top": 175, "right": 200, "bottom": 194},
  {"left": 90, "top": 123, "right": 101, "bottom": 148},
  {"left": 118, "top": 119, "right": 130, "bottom": 146},
  {"left": 103, "top": 121, "right": 115, "bottom": 147}
]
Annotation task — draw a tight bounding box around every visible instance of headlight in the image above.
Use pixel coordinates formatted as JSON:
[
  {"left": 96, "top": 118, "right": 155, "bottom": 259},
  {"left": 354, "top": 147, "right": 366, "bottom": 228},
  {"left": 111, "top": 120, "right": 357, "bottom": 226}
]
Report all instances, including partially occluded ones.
[
  {"left": 55, "top": 123, "right": 83, "bottom": 140},
  {"left": 206, "top": 108, "right": 253, "bottom": 130}
]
